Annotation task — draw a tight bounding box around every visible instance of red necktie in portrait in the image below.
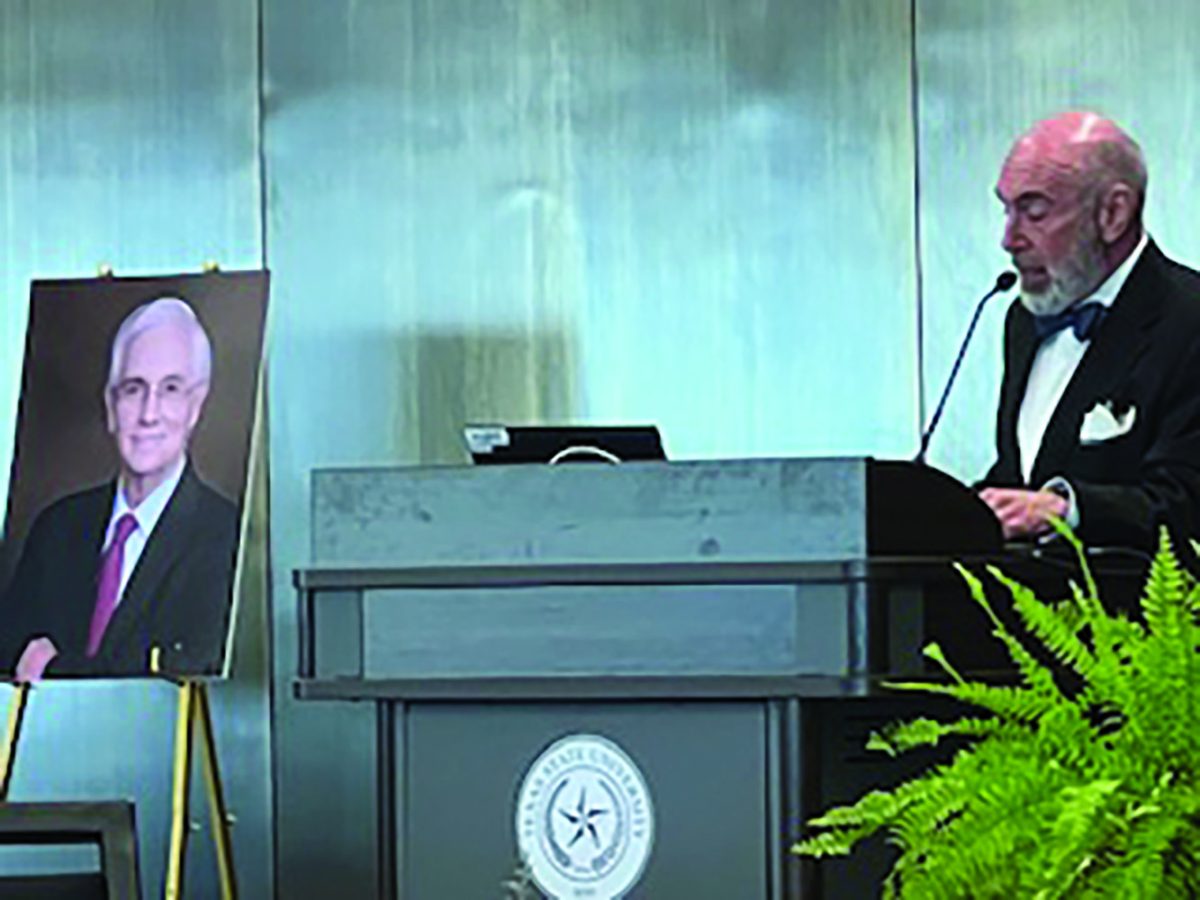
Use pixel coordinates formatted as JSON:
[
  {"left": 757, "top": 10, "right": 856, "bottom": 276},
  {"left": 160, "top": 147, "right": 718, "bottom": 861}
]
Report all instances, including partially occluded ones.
[{"left": 86, "top": 513, "right": 139, "bottom": 657}]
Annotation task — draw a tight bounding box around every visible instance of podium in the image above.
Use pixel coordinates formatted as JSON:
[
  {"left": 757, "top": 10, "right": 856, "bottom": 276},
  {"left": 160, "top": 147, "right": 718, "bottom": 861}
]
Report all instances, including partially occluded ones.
[{"left": 293, "top": 458, "right": 1045, "bottom": 898}]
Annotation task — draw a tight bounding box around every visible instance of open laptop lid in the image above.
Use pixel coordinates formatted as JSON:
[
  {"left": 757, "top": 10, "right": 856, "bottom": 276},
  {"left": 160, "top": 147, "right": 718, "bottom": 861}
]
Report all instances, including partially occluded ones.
[{"left": 464, "top": 424, "right": 666, "bottom": 465}]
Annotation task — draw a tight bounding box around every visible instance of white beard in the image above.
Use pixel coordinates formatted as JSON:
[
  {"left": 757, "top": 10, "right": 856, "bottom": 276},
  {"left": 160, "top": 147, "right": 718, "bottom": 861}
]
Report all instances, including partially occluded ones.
[{"left": 1018, "top": 234, "right": 1108, "bottom": 317}]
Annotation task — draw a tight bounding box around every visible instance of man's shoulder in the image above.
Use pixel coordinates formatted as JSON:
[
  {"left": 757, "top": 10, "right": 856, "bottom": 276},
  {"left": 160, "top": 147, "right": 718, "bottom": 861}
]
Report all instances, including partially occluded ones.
[
  {"left": 1151, "top": 251, "right": 1200, "bottom": 319},
  {"left": 30, "top": 482, "right": 112, "bottom": 529},
  {"left": 175, "top": 469, "right": 240, "bottom": 536},
  {"left": 1156, "top": 262, "right": 1200, "bottom": 314}
]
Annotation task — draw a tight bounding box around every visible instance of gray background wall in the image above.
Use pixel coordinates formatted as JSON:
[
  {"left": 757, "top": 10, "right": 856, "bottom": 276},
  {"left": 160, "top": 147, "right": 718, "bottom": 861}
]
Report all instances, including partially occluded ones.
[
  {"left": 1, "top": 1, "right": 1198, "bottom": 896},
  {"left": 0, "top": 1, "right": 270, "bottom": 897}
]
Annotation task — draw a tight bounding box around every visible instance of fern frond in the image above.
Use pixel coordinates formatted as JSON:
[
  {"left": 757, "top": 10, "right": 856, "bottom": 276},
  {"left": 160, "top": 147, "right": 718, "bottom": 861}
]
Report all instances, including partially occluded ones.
[
  {"left": 805, "top": 786, "right": 915, "bottom": 830},
  {"left": 1141, "top": 528, "right": 1186, "bottom": 641},
  {"left": 1036, "top": 779, "right": 1123, "bottom": 896},
  {"left": 884, "top": 680, "right": 1060, "bottom": 723},
  {"left": 988, "top": 566, "right": 1097, "bottom": 678},
  {"left": 921, "top": 641, "right": 965, "bottom": 684},
  {"left": 792, "top": 828, "right": 868, "bottom": 858},
  {"left": 957, "top": 563, "right": 1059, "bottom": 692},
  {"left": 1049, "top": 515, "right": 1099, "bottom": 603},
  {"left": 867, "top": 716, "right": 1027, "bottom": 757}
]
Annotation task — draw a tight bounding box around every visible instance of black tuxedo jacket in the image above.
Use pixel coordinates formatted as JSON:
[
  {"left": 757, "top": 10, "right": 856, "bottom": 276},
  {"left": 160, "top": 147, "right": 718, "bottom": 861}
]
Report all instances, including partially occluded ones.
[
  {"left": 982, "top": 242, "right": 1200, "bottom": 550},
  {"left": 1, "top": 465, "right": 239, "bottom": 676}
]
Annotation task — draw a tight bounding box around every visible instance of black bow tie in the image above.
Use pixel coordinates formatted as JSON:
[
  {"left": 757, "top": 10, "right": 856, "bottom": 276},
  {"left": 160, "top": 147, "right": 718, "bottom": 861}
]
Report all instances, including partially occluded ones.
[{"left": 1033, "top": 301, "right": 1108, "bottom": 342}]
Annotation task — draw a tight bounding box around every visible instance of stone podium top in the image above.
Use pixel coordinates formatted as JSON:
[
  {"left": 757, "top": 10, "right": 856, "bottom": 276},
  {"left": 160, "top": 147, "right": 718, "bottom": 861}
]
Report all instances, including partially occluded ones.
[{"left": 312, "top": 457, "right": 869, "bottom": 567}]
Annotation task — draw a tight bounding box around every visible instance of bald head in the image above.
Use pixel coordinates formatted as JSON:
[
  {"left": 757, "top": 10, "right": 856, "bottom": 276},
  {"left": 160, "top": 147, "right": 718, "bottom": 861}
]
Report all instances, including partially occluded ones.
[
  {"left": 997, "top": 112, "right": 1147, "bottom": 315},
  {"left": 1008, "top": 111, "right": 1147, "bottom": 209}
]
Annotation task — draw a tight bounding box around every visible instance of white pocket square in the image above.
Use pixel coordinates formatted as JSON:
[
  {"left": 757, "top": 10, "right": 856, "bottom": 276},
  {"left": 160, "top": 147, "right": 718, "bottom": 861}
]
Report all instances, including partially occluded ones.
[{"left": 1079, "top": 401, "right": 1136, "bottom": 444}]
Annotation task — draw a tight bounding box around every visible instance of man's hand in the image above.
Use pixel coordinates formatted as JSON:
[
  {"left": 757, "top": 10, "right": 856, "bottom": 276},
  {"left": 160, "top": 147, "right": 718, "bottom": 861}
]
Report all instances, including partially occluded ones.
[
  {"left": 978, "top": 487, "right": 1068, "bottom": 540},
  {"left": 15, "top": 637, "right": 58, "bottom": 683}
]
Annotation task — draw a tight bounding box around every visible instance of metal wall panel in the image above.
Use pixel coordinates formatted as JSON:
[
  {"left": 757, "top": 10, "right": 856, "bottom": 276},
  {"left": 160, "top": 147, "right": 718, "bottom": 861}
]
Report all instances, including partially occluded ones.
[
  {"left": 0, "top": 2, "right": 270, "bottom": 896},
  {"left": 264, "top": 1, "right": 916, "bottom": 896},
  {"left": 916, "top": 0, "right": 1200, "bottom": 481}
]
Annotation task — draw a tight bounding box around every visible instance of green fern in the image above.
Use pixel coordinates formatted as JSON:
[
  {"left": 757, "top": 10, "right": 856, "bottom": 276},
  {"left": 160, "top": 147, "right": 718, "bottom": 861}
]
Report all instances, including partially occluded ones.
[{"left": 794, "top": 526, "right": 1200, "bottom": 898}]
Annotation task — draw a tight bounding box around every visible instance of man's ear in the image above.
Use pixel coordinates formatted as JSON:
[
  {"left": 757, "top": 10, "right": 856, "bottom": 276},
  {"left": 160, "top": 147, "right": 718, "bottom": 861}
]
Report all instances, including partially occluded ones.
[
  {"left": 104, "top": 389, "right": 116, "bottom": 434},
  {"left": 186, "top": 383, "right": 210, "bottom": 431},
  {"left": 1097, "top": 182, "right": 1139, "bottom": 244}
]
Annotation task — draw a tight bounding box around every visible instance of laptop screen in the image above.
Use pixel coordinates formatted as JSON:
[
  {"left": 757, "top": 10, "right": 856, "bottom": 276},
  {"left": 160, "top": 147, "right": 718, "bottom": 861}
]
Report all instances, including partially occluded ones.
[{"left": 464, "top": 425, "right": 666, "bottom": 465}]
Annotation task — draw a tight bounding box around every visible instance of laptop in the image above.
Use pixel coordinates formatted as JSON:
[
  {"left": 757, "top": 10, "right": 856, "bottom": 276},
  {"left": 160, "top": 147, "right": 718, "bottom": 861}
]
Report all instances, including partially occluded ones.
[{"left": 464, "top": 424, "right": 666, "bottom": 465}]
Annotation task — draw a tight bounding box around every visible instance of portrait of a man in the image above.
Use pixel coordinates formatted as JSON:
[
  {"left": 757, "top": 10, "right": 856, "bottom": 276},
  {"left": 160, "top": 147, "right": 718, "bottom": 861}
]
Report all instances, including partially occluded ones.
[{"left": 1, "top": 277, "right": 265, "bottom": 679}]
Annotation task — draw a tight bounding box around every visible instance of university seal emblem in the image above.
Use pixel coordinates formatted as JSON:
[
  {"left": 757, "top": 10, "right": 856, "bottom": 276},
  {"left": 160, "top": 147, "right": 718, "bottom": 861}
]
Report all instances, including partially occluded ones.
[{"left": 515, "top": 734, "right": 654, "bottom": 899}]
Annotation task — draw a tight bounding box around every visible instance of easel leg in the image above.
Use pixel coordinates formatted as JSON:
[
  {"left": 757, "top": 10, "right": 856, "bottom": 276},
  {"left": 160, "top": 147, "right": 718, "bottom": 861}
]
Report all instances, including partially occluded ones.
[
  {"left": 0, "top": 683, "right": 30, "bottom": 801},
  {"left": 195, "top": 685, "right": 237, "bottom": 899},
  {"left": 165, "top": 682, "right": 196, "bottom": 900},
  {"left": 164, "top": 682, "right": 237, "bottom": 900}
]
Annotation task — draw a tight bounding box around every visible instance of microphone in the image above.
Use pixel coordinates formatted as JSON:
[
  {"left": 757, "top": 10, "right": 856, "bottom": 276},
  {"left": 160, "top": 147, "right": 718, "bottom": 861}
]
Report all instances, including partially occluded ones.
[{"left": 915, "top": 271, "right": 1018, "bottom": 464}]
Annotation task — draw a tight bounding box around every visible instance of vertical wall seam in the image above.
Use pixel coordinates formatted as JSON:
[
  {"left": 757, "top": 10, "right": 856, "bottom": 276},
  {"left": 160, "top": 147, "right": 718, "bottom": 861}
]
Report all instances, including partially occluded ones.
[
  {"left": 910, "top": 0, "right": 926, "bottom": 443},
  {"left": 256, "top": 0, "right": 270, "bottom": 269},
  {"left": 252, "top": 2, "right": 281, "bottom": 899}
]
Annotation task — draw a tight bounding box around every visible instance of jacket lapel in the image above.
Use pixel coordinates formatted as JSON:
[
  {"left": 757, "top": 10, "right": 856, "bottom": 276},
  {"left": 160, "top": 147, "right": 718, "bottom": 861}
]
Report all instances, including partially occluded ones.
[
  {"left": 1029, "top": 244, "right": 1165, "bottom": 486},
  {"left": 1000, "top": 310, "right": 1040, "bottom": 484},
  {"left": 98, "top": 467, "right": 200, "bottom": 664},
  {"left": 61, "top": 484, "right": 117, "bottom": 654}
]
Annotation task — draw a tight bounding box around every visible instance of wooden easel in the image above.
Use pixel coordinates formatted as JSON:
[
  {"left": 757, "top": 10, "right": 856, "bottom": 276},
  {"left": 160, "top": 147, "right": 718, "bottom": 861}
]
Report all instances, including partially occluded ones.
[
  {"left": 0, "top": 683, "right": 29, "bottom": 802},
  {"left": 161, "top": 663, "right": 238, "bottom": 899},
  {"left": 1, "top": 260, "right": 253, "bottom": 897},
  {"left": 1, "top": 666, "right": 237, "bottom": 899}
]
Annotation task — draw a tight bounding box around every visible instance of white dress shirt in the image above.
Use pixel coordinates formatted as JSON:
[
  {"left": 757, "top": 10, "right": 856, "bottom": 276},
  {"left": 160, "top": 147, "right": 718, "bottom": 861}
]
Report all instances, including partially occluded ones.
[
  {"left": 102, "top": 455, "right": 188, "bottom": 606},
  {"left": 1017, "top": 233, "right": 1149, "bottom": 485}
]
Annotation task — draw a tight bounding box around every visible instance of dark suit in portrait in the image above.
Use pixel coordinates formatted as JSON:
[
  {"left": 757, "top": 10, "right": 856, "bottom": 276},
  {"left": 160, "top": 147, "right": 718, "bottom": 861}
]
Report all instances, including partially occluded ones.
[
  {"left": 983, "top": 242, "right": 1200, "bottom": 550},
  {"left": 1, "top": 465, "right": 238, "bottom": 676}
]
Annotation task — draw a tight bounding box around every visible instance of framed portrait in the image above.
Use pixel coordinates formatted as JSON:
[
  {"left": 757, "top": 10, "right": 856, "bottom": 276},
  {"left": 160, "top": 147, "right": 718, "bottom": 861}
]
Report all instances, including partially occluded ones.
[{"left": 0, "top": 271, "right": 268, "bottom": 679}]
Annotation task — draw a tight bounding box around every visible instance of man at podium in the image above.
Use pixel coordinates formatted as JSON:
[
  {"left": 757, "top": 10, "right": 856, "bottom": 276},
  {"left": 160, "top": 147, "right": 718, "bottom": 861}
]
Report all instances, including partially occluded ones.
[{"left": 977, "top": 112, "right": 1200, "bottom": 551}]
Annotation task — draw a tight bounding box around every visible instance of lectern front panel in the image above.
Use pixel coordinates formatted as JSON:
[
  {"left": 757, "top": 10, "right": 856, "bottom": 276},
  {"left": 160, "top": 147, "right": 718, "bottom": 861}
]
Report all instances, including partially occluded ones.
[
  {"left": 360, "top": 583, "right": 851, "bottom": 678},
  {"left": 302, "top": 575, "right": 866, "bottom": 682},
  {"left": 401, "top": 702, "right": 771, "bottom": 899}
]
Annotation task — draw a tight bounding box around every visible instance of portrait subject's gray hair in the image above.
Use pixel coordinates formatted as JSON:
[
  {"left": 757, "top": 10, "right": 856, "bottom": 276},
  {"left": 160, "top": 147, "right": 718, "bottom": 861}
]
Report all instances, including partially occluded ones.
[{"left": 107, "top": 297, "right": 213, "bottom": 390}]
